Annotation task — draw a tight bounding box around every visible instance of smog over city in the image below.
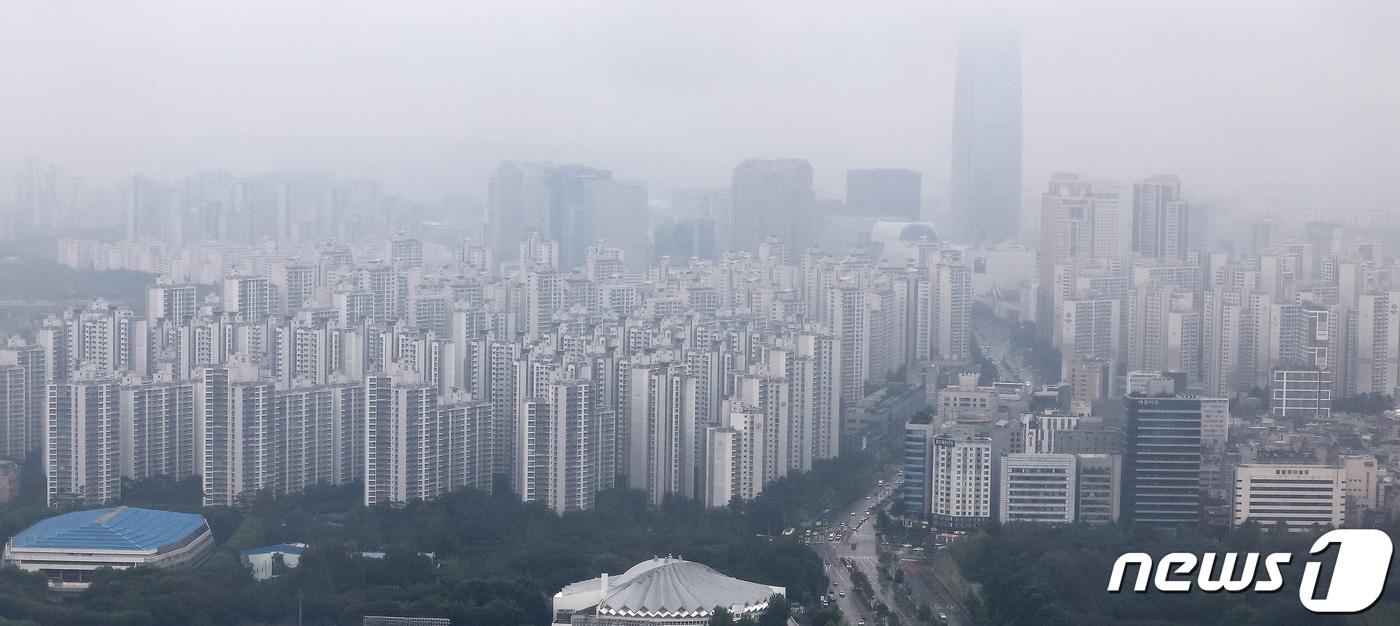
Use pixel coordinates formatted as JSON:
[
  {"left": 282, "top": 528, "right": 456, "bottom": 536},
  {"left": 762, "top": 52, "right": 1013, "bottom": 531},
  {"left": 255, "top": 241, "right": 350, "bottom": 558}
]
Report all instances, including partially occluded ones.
[{"left": 0, "top": 2, "right": 1398, "bottom": 625}]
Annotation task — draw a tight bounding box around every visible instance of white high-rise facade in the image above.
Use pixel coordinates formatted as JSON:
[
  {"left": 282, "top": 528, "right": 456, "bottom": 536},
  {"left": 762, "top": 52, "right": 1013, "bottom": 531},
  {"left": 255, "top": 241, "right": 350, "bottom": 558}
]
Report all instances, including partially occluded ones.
[
  {"left": 46, "top": 377, "right": 121, "bottom": 506},
  {"left": 931, "top": 433, "right": 993, "bottom": 531}
]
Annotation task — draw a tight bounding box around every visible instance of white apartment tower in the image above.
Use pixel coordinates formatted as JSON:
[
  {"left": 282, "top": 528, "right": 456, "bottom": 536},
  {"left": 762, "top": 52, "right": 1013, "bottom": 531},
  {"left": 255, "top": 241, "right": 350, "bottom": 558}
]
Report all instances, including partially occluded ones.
[
  {"left": 828, "top": 285, "right": 868, "bottom": 405},
  {"left": 46, "top": 377, "right": 121, "bottom": 506}
]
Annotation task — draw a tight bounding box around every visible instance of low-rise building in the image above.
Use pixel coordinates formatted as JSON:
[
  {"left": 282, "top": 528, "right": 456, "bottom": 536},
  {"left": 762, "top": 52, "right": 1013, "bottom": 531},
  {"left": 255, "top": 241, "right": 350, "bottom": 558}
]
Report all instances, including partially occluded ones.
[
  {"left": 1075, "top": 454, "right": 1121, "bottom": 524},
  {"left": 551, "top": 556, "right": 783, "bottom": 626},
  {"left": 1232, "top": 463, "right": 1344, "bottom": 530},
  {"left": 999, "top": 453, "right": 1077, "bottom": 524},
  {"left": 3, "top": 506, "right": 215, "bottom": 591},
  {"left": 241, "top": 543, "right": 307, "bottom": 581}
]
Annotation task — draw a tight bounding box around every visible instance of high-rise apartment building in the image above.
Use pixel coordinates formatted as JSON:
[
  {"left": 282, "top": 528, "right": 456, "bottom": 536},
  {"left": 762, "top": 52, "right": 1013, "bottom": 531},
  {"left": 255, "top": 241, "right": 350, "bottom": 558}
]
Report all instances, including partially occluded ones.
[
  {"left": 120, "top": 379, "right": 198, "bottom": 481},
  {"left": 518, "top": 379, "right": 596, "bottom": 513},
  {"left": 933, "top": 262, "right": 973, "bottom": 362},
  {"left": 148, "top": 284, "right": 198, "bottom": 324},
  {"left": 828, "top": 285, "right": 868, "bottom": 405},
  {"left": 1039, "top": 174, "right": 1122, "bottom": 281},
  {"left": 46, "top": 377, "right": 121, "bottom": 506},
  {"left": 222, "top": 275, "right": 278, "bottom": 323},
  {"left": 0, "top": 367, "right": 26, "bottom": 460},
  {"left": 1132, "top": 175, "right": 1189, "bottom": 261},
  {"left": 0, "top": 342, "right": 47, "bottom": 458},
  {"left": 1350, "top": 291, "right": 1400, "bottom": 395}
]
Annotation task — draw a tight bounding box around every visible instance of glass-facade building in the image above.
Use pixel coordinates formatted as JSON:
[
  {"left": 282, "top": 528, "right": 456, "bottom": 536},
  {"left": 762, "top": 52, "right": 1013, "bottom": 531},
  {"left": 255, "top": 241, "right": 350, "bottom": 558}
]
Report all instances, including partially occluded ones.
[{"left": 1123, "top": 394, "right": 1202, "bottom": 525}]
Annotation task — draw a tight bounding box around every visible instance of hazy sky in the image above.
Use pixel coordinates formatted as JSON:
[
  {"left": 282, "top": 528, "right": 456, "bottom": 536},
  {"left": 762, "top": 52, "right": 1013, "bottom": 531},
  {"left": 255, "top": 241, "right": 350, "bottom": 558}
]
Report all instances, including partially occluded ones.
[{"left": 3, "top": 0, "right": 1398, "bottom": 213}]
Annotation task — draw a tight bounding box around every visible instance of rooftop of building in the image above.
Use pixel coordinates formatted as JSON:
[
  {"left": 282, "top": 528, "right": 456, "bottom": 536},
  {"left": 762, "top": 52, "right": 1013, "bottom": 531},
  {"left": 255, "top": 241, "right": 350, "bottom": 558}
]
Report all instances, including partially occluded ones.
[
  {"left": 558, "top": 556, "right": 782, "bottom": 619},
  {"left": 10, "top": 506, "right": 207, "bottom": 552},
  {"left": 241, "top": 543, "right": 308, "bottom": 557}
]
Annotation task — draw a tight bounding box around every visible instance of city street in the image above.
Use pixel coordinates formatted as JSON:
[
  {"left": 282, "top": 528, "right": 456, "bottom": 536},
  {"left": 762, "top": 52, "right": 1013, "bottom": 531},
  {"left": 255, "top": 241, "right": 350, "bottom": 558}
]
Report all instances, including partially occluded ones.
[
  {"left": 974, "top": 313, "right": 1034, "bottom": 387},
  {"left": 809, "top": 469, "right": 964, "bottom": 626}
]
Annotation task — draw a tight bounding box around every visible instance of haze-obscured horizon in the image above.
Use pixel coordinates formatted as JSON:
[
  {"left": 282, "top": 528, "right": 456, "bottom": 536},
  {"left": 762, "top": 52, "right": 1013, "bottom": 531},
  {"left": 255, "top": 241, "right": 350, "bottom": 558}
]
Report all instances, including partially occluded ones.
[{"left": 3, "top": 0, "right": 1398, "bottom": 213}]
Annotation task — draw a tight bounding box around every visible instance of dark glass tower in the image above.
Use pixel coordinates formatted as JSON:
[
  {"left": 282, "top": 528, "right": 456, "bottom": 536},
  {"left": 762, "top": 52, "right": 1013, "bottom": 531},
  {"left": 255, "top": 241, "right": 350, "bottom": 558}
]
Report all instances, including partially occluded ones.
[
  {"left": 950, "top": 17, "right": 1022, "bottom": 245},
  {"left": 1123, "top": 394, "right": 1203, "bottom": 526}
]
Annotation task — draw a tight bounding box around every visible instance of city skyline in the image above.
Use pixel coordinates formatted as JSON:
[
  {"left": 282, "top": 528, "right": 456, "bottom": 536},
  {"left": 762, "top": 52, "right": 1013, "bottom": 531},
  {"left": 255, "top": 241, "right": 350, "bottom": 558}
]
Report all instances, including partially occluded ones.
[
  {"left": 2, "top": 3, "right": 1400, "bottom": 624},
  {"left": 2, "top": 2, "right": 1398, "bottom": 213}
]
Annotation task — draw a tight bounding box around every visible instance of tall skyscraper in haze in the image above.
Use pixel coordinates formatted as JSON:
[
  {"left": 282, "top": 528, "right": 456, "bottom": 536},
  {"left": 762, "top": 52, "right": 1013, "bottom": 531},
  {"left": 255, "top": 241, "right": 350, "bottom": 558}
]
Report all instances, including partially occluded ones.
[
  {"left": 950, "top": 17, "right": 1022, "bottom": 245},
  {"left": 730, "top": 159, "right": 816, "bottom": 252}
]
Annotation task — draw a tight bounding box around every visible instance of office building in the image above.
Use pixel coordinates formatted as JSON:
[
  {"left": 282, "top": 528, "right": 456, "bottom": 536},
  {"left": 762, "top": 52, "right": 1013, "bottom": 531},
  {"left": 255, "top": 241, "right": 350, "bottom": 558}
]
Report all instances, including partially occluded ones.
[
  {"left": 1124, "top": 394, "right": 1202, "bottom": 526},
  {"left": 999, "top": 453, "right": 1076, "bottom": 524},
  {"left": 1075, "top": 454, "right": 1121, "bottom": 524},
  {"left": 902, "top": 415, "right": 935, "bottom": 519},
  {"left": 931, "top": 433, "right": 993, "bottom": 531},
  {"left": 1232, "top": 464, "right": 1344, "bottom": 530}
]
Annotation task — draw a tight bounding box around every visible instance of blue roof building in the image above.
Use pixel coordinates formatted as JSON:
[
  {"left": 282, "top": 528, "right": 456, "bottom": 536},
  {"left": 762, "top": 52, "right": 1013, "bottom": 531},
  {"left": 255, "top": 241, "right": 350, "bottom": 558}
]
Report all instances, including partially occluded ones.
[{"left": 3, "top": 506, "right": 215, "bottom": 591}]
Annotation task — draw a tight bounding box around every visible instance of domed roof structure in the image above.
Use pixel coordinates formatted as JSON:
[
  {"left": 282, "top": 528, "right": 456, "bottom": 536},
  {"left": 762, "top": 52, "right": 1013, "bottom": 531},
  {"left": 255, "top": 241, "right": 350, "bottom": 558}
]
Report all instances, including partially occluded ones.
[
  {"left": 551, "top": 556, "right": 784, "bottom": 624},
  {"left": 597, "top": 558, "right": 778, "bottom": 619}
]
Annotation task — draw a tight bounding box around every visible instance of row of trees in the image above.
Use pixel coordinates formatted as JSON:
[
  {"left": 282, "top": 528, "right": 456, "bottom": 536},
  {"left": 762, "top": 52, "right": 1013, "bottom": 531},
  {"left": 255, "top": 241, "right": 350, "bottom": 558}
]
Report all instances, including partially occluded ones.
[
  {"left": 1333, "top": 392, "right": 1397, "bottom": 416},
  {"left": 0, "top": 453, "right": 881, "bottom": 625}
]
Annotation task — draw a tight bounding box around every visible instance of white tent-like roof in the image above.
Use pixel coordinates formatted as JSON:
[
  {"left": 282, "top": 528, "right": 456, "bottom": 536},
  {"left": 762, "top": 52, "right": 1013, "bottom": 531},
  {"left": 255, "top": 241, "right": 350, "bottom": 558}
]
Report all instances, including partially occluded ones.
[{"left": 552, "top": 556, "right": 784, "bottom": 623}]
